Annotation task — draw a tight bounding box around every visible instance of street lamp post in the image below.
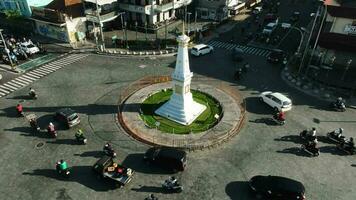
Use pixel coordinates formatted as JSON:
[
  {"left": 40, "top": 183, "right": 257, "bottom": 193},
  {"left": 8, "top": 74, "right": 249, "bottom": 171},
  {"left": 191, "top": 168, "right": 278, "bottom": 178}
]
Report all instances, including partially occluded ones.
[
  {"left": 0, "top": 29, "right": 14, "bottom": 67},
  {"left": 124, "top": 21, "right": 129, "bottom": 49},
  {"left": 187, "top": 12, "right": 192, "bottom": 36},
  {"left": 135, "top": 21, "right": 138, "bottom": 41},
  {"left": 145, "top": 22, "right": 148, "bottom": 41},
  {"left": 164, "top": 19, "right": 168, "bottom": 48},
  {"left": 341, "top": 59, "right": 352, "bottom": 81}
]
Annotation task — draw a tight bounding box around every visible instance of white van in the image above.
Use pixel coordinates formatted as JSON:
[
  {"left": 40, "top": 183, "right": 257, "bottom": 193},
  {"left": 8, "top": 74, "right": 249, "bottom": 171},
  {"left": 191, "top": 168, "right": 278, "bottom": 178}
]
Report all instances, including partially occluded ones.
[{"left": 190, "top": 44, "right": 214, "bottom": 57}]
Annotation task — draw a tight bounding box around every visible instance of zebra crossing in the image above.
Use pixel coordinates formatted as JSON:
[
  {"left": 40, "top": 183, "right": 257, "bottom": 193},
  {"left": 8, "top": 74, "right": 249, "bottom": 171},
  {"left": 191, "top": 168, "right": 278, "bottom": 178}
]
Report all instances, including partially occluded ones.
[
  {"left": 0, "top": 53, "right": 88, "bottom": 98},
  {"left": 207, "top": 40, "right": 271, "bottom": 57}
]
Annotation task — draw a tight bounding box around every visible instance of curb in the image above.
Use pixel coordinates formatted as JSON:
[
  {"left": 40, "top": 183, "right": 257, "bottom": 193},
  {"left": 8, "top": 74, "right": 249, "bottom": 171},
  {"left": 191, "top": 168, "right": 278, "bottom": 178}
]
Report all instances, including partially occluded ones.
[{"left": 95, "top": 49, "right": 178, "bottom": 57}]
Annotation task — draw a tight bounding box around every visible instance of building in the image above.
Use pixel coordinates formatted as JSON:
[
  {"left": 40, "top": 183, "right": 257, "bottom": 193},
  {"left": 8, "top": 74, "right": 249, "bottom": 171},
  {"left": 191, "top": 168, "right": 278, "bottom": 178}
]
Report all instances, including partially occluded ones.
[
  {"left": 31, "top": 0, "right": 86, "bottom": 43},
  {"left": 118, "top": 0, "right": 192, "bottom": 27},
  {"left": 195, "top": 0, "right": 231, "bottom": 21},
  {"left": 83, "top": 0, "right": 120, "bottom": 31},
  {"left": 0, "top": 0, "right": 53, "bottom": 17}
]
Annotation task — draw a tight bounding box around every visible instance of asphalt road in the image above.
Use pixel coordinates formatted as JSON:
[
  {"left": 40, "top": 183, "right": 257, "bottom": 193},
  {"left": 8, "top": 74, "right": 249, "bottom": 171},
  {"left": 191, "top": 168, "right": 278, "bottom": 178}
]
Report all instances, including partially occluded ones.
[{"left": 0, "top": 48, "right": 356, "bottom": 200}]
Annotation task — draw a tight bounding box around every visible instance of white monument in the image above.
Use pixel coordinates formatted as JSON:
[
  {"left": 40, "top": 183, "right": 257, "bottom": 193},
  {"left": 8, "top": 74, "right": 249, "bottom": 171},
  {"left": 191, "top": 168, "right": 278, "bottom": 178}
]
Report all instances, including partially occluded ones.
[{"left": 155, "top": 27, "right": 206, "bottom": 125}]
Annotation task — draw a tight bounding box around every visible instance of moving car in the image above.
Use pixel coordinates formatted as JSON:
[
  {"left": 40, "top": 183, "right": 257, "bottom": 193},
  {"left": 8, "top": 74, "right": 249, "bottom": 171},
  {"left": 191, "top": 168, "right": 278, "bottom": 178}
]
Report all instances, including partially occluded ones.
[
  {"left": 262, "top": 22, "right": 278, "bottom": 35},
  {"left": 232, "top": 47, "right": 244, "bottom": 62},
  {"left": 267, "top": 49, "right": 286, "bottom": 63},
  {"left": 55, "top": 108, "right": 80, "bottom": 128},
  {"left": 190, "top": 44, "right": 213, "bottom": 56},
  {"left": 259, "top": 91, "right": 292, "bottom": 112},
  {"left": 20, "top": 42, "right": 39, "bottom": 55},
  {"left": 249, "top": 175, "right": 306, "bottom": 200},
  {"left": 144, "top": 147, "right": 187, "bottom": 172},
  {"left": 93, "top": 155, "right": 134, "bottom": 187}
]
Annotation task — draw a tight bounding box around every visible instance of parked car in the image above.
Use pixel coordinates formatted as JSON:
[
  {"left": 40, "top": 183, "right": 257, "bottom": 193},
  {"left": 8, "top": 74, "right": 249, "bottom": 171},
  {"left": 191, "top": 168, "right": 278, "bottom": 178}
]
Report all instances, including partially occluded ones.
[
  {"left": 249, "top": 175, "right": 306, "bottom": 200},
  {"left": 259, "top": 91, "right": 292, "bottom": 112},
  {"left": 190, "top": 44, "right": 213, "bottom": 57},
  {"left": 290, "top": 11, "right": 301, "bottom": 22},
  {"left": 144, "top": 147, "right": 187, "bottom": 172},
  {"left": 232, "top": 47, "right": 244, "bottom": 62},
  {"left": 267, "top": 49, "right": 286, "bottom": 63},
  {"left": 54, "top": 108, "right": 80, "bottom": 128},
  {"left": 20, "top": 42, "right": 39, "bottom": 55},
  {"left": 262, "top": 22, "right": 278, "bottom": 35}
]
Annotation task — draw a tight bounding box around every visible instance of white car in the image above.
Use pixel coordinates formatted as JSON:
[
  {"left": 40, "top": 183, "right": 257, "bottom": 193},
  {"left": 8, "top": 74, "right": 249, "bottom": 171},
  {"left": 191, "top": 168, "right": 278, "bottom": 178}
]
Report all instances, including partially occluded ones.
[
  {"left": 262, "top": 23, "right": 278, "bottom": 35},
  {"left": 190, "top": 44, "right": 213, "bottom": 57},
  {"left": 252, "top": 6, "right": 262, "bottom": 14},
  {"left": 259, "top": 91, "right": 292, "bottom": 112},
  {"left": 20, "top": 42, "right": 39, "bottom": 55}
]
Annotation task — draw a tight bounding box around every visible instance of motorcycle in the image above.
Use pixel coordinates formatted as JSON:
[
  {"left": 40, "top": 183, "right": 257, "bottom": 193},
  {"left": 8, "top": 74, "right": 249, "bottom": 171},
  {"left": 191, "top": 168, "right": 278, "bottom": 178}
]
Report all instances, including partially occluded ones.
[
  {"left": 336, "top": 143, "right": 355, "bottom": 155},
  {"left": 299, "top": 130, "right": 316, "bottom": 142},
  {"left": 301, "top": 144, "right": 320, "bottom": 157},
  {"left": 29, "top": 91, "right": 38, "bottom": 99},
  {"left": 272, "top": 115, "right": 285, "bottom": 125},
  {"left": 326, "top": 131, "right": 346, "bottom": 144},
  {"left": 103, "top": 146, "right": 117, "bottom": 157},
  {"left": 55, "top": 162, "right": 70, "bottom": 178},
  {"left": 162, "top": 178, "right": 183, "bottom": 193},
  {"left": 47, "top": 127, "right": 57, "bottom": 138},
  {"left": 75, "top": 134, "right": 87, "bottom": 145},
  {"left": 330, "top": 102, "right": 346, "bottom": 112}
]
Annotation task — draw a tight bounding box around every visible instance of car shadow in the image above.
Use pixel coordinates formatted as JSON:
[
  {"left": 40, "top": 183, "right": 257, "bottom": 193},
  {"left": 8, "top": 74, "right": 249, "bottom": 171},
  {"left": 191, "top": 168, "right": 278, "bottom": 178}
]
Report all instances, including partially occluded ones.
[
  {"left": 244, "top": 97, "right": 274, "bottom": 115},
  {"left": 276, "top": 147, "right": 306, "bottom": 157},
  {"left": 225, "top": 181, "right": 259, "bottom": 200},
  {"left": 274, "top": 135, "right": 301, "bottom": 144},
  {"left": 74, "top": 150, "right": 103, "bottom": 158},
  {"left": 122, "top": 153, "right": 176, "bottom": 174},
  {"left": 37, "top": 114, "right": 69, "bottom": 131},
  {"left": 22, "top": 166, "right": 117, "bottom": 191}
]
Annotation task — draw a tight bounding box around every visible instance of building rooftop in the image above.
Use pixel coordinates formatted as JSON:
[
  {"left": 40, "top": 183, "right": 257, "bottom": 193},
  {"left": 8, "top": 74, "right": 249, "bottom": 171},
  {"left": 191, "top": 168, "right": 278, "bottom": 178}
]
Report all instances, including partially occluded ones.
[
  {"left": 28, "top": 0, "right": 54, "bottom": 7},
  {"left": 327, "top": 5, "right": 356, "bottom": 19}
]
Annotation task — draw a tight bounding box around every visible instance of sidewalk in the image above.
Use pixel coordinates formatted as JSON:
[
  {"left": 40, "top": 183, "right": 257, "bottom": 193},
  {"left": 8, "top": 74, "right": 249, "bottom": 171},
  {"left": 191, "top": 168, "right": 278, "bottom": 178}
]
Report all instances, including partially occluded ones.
[{"left": 281, "top": 67, "right": 356, "bottom": 108}]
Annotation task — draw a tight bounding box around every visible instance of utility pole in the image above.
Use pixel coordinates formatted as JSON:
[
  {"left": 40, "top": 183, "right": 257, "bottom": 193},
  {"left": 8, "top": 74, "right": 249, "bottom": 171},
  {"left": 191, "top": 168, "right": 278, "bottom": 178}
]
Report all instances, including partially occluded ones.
[
  {"left": 194, "top": 10, "right": 197, "bottom": 41},
  {"left": 95, "top": 0, "right": 105, "bottom": 51},
  {"left": 0, "top": 29, "right": 14, "bottom": 68}
]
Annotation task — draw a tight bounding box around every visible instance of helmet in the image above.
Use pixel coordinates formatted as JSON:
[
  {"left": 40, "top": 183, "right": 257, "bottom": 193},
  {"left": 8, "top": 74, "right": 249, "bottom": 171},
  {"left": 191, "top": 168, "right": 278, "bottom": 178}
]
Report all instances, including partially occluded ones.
[
  {"left": 312, "top": 127, "right": 316, "bottom": 131},
  {"left": 339, "top": 128, "right": 344, "bottom": 133},
  {"left": 338, "top": 97, "right": 342, "bottom": 101},
  {"left": 49, "top": 122, "right": 53, "bottom": 126},
  {"left": 60, "top": 159, "right": 64, "bottom": 163}
]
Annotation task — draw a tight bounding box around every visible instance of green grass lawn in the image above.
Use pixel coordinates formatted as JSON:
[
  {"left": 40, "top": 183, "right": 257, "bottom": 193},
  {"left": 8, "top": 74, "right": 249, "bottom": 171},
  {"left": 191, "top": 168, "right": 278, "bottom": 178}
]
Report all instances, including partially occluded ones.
[{"left": 140, "top": 89, "right": 222, "bottom": 134}]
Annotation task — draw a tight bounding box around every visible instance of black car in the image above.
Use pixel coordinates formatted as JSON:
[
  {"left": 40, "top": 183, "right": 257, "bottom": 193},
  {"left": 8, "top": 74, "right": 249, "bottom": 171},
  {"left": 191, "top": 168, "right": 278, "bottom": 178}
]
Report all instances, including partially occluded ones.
[
  {"left": 144, "top": 147, "right": 187, "bottom": 172},
  {"left": 249, "top": 175, "right": 305, "bottom": 200},
  {"left": 232, "top": 47, "right": 244, "bottom": 62},
  {"left": 267, "top": 49, "right": 285, "bottom": 64},
  {"left": 55, "top": 108, "right": 80, "bottom": 128}
]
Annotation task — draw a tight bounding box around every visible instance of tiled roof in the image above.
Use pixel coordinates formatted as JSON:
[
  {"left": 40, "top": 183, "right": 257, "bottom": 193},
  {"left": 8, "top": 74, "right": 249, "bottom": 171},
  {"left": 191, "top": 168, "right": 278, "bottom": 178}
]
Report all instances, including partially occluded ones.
[{"left": 327, "top": 5, "right": 356, "bottom": 19}]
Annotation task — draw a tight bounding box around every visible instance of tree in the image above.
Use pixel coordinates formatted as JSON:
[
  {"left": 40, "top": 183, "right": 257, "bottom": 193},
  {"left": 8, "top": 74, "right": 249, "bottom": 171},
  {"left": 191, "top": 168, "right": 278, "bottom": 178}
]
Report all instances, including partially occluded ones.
[{"left": 4, "top": 10, "right": 22, "bottom": 20}]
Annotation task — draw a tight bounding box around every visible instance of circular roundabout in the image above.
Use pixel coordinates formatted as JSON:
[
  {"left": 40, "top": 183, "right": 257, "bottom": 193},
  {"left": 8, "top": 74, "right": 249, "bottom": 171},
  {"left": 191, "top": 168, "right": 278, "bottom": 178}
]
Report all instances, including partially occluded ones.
[{"left": 117, "top": 76, "right": 246, "bottom": 150}]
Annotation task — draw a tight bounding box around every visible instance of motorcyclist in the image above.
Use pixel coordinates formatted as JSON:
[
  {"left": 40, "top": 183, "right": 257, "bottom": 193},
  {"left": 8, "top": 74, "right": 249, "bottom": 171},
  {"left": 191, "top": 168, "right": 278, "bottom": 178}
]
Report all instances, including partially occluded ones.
[
  {"left": 235, "top": 68, "right": 242, "bottom": 80},
  {"left": 47, "top": 122, "right": 55, "bottom": 133},
  {"left": 306, "top": 139, "right": 318, "bottom": 150},
  {"left": 308, "top": 127, "right": 317, "bottom": 137},
  {"left": 335, "top": 97, "right": 344, "bottom": 108},
  {"left": 16, "top": 104, "right": 23, "bottom": 115},
  {"left": 29, "top": 118, "right": 38, "bottom": 129},
  {"left": 104, "top": 142, "right": 113, "bottom": 151},
  {"left": 166, "top": 176, "right": 178, "bottom": 187},
  {"left": 56, "top": 159, "right": 69, "bottom": 175},
  {"left": 75, "top": 129, "right": 84, "bottom": 139},
  {"left": 274, "top": 111, "right": 285, "bottom": 121},
  {"left": 333, "top": 128, "right": 344, "bottom": 138},
  {"left": 29, "top": 88, "right": 36, "bottom": 97},
  {"left": 346, "top": 137, "right": 355, "bottom": 151}
]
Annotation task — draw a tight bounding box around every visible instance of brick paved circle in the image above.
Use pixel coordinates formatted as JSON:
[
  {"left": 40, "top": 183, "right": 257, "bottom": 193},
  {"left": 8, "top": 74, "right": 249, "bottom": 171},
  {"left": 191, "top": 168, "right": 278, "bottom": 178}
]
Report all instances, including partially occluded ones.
[{"left": 117, "top": 77, "right": 246, "bottom": 150}]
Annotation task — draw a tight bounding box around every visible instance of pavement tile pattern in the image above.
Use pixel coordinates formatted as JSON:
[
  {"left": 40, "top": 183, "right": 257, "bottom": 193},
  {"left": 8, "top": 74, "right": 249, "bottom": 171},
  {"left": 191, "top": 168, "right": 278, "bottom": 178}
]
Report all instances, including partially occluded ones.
[
  {"left": 0, "top": 54, "right": 88, "bottom": 98},
  {"left": 207, "top": 40, "right": 271, "bottom": 57}
]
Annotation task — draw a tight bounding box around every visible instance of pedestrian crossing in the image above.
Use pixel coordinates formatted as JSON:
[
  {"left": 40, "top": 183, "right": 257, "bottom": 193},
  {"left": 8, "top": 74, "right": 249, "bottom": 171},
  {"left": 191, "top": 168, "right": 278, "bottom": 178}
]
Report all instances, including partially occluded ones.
[
  {"left": 207, "top": 40, "right": 271, "bottom": 57},
  {"left": 0, "top": 54, "right": 88, "bottom": 98}
]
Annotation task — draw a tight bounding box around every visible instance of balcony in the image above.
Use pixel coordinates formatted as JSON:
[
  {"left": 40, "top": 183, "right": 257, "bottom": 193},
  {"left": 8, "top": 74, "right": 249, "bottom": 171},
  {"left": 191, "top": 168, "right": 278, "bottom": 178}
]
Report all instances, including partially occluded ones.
[
  {"left": 118, "top": 3, "right": 151, "bottom": 15},
  {"left": 154, "top": 0, "right": 192, "bottom": 12},
  {"left": 85, "top": 9, "right": 120, "bottom": 23}
]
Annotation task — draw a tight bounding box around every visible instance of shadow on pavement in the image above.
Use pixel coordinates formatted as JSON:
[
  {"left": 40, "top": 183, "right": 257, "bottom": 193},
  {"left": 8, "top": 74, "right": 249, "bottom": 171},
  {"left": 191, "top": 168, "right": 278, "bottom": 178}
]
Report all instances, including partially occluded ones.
[
  {"left": 131, "top": 185, "right": 166, "bottom": 194},
  {"left": 74, "top": 150, "right": 103, "bottom": 158},
  {"left": 23, "top": 166, "right": 117, "bottom": 191},
  {"left": 274, "top": 135, "right": 301, "bottom": 144},
  {"left": 319, "top": 146, "right": 345, "bottom": 155},
  {"left": 351, "top": 164, "right": 356, "bottom": 167},
  {"left": 122, "top": 153, "right": 175, "bottom": 174},
  {"left": 317, "top": 135, "right": 336, "bottom": 144},
  {"left": 46, "top": 139, "right": 77, "bottom": 145},
  {"left": 225, "top": 181, "right": 258, "bottom": 200},
  {"left": 5, "top": 95, "right": 32, "bottom": 100},
  {"left": 249, "top": 117, "right": 276, "bottom": 125},
  {"left": 276, "top": 147, "right": 306, "bottom": 157},
  {"left": 244, "top": 97, "right": 273, "bottom": 115}
]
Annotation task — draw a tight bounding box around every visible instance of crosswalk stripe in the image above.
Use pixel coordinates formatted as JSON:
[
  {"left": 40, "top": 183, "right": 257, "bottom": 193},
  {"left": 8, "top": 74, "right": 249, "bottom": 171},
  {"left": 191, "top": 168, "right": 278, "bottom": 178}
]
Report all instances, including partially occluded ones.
[
  {"left": 8, "top": 80, "right": 27, "bottom": 87},
  {"left": 0, "top": 92, "right": 6, "bottom": 96},
  {"left": 226, "top": 44, "right": 235, "bottom": 50},
  {"left": 43, "top": 64, "right": 62, "bottom": 70},
  {"left": 31, "top": 70, "right": 49, "bottom": 76},
  {"left": 36, "top": 68, "right": 54, "bottom": 73},
  {"left": 3, "top": 83, "right": 19, "bottom": 90},
  {"left": 0, "top": 85, "right": 14, "bottom": 92},
  {"left": 26, "top": 72, "right": 43, "bottom": 78},
  {"left": 15, "top": 77, "right": 33, "bottom": 84},
  {"left": 21, "top": 75, "right": 38, "bottom": 81},
  {"left": 210, "top": 41, "right": 219, "bottom": 46},
  {"left": 0, "top": 88, "right": 10, "bottom": 94}
]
